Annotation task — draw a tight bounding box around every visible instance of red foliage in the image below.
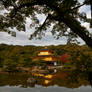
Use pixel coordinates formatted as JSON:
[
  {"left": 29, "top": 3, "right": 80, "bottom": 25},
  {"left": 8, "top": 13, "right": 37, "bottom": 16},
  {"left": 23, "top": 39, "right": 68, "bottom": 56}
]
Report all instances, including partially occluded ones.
[
  {"left": 60, "top": 53, "right": 68, "bottom": 64},
  {"left": 61, "top": 73, "right": 67, "bottom": 79},
  {"left": 77, "top": 57, "right": 81, "bottom": 61}
]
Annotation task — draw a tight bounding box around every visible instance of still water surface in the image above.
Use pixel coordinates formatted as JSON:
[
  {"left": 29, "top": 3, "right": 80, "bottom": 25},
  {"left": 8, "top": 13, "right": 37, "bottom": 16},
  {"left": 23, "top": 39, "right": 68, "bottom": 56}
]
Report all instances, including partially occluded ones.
[{"left": 0, "top": 70, "right": 92, "bottom": 92}]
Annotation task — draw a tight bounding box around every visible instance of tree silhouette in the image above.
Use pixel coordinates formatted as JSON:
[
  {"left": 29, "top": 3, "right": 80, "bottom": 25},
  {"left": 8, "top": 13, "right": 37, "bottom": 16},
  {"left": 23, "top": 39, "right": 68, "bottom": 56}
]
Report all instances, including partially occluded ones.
[{"left": 0, "top": 0, "right": 92, "bottom": 47}]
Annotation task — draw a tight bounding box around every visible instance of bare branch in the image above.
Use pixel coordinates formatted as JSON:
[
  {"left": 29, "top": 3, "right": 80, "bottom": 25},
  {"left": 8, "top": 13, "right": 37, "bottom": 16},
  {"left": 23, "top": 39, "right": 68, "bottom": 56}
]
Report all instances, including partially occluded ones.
[
  {"left": 71, "top": 3, "right": 85, "bottom": 11},
  {"left": 63, "top": 3, "right": 86, "bottom": 15}
]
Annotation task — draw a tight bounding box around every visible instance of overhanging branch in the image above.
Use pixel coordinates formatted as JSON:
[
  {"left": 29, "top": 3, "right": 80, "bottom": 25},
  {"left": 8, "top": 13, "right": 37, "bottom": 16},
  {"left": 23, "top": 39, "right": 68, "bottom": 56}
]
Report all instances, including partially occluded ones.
[
  {"left": 64, "top": 3, "right": 86, "bottom": 15},
  {"left": 30, "top": 14, "right": 50, "bottom": 39},
  {"left": 10, "top": 1, "right": 39, "bottom": 18},
  {"left": 71, "top": 3, "right": 86, "bottom": 11},
  {"left": 10, "top": 0, "right": 61, "bottom": 18}
]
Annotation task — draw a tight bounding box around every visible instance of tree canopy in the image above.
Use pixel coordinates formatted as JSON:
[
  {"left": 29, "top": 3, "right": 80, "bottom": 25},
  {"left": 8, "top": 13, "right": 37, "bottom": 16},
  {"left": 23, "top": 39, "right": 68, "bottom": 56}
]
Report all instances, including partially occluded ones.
[{"left": 0, "top": 0, "right": 92, "bottom": 47}]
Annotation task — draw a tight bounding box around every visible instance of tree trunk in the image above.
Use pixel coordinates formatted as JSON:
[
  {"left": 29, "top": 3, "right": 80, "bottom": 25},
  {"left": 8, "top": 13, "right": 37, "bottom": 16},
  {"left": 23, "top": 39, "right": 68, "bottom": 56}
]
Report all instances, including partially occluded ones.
[{"left": 61, "top": 15, "right": 92, "bottom": 48}]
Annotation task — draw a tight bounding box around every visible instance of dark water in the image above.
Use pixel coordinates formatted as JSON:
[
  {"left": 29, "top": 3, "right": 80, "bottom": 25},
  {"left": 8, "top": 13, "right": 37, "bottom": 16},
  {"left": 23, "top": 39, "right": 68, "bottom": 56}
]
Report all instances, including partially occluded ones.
[{"left": 0, "top": 69, "right": 92, "bottom": 92}]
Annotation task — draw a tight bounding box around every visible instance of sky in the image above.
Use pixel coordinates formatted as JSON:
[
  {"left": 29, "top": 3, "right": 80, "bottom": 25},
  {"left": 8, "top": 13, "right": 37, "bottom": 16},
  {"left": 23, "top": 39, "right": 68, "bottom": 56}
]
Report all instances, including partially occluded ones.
[{"left": 0, "top": 1, "right": 92, "bottom": 46}]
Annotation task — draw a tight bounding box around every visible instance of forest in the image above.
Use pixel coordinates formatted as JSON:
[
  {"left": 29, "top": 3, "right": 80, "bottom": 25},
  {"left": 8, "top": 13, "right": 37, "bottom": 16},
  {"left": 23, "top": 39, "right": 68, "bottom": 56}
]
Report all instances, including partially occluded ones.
[{"left": 0, "top": 43, "right": 92, "bottom": 72}]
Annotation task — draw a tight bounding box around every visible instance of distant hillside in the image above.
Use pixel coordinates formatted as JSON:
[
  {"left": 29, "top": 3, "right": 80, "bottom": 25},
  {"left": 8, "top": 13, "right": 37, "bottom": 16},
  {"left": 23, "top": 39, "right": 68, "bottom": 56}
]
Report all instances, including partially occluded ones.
[{"left": 0, "top": 43, "right": 92, "bottom": 70}]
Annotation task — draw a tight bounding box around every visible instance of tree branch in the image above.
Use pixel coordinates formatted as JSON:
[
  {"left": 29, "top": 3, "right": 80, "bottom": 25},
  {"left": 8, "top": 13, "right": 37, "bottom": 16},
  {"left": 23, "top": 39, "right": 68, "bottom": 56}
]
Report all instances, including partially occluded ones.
[
  {"left": 71, "top": 3, "right": 86, "bottom": 11},
  {"left": 43, "top": 14, "right": 92, "bottom": 48},
  {"left": 63, "top": 3, "right": 86, "bottom": 15},
  {"left": 6, "top": 0, "right": 92, "bottom": 47},
  {"left": 30, "top": 14, "right": 50, "bottom": 39},
  {"left": 10, "top": 1, "right": 39, "bottom": 18},
  {"left": 10, "top": 0, "right": 61, "bottom": 18}
]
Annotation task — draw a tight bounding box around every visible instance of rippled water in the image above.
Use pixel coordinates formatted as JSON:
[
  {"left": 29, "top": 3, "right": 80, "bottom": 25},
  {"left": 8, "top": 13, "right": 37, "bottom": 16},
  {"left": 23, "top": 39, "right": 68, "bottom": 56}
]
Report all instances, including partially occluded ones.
[{"left": 0, "top": 69, "right": 92, "bottom": 92}]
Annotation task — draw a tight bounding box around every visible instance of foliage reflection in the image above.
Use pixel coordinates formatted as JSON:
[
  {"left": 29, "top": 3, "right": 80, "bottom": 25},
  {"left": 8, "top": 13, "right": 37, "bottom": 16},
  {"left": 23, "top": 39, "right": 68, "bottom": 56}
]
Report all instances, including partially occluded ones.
[{"left": 0, "top": 69, "right": 92, "bottom": 88}]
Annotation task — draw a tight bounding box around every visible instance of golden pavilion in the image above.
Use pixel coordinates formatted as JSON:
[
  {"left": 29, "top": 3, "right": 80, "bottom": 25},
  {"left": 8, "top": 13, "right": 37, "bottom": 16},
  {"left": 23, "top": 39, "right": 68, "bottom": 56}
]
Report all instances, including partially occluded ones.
[{"left": 32, "top": 47, "right": 57, "bottom": 63}]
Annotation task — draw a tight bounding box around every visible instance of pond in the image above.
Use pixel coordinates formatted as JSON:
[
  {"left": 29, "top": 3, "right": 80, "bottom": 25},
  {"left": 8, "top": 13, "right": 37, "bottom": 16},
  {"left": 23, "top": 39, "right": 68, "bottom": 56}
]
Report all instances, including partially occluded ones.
[{"left": 0, "top": 69, "right": 92, "bottom": 92}]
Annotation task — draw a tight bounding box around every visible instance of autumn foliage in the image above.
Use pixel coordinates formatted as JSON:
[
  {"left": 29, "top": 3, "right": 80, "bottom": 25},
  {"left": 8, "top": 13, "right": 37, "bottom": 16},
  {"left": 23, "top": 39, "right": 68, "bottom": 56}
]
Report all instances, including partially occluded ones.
[{"left": 60, "top": 54, "right": 68, "bottom": 64}]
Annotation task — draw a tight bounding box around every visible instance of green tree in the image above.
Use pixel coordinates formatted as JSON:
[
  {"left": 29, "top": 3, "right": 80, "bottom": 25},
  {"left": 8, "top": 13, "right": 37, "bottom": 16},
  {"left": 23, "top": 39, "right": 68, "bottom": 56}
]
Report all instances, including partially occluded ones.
[
  {"left": 3, "top": 59, "right": 17, "bottom": 71},
  {"left": 75, "top": 53, "right": 92, "bottom": 71}
]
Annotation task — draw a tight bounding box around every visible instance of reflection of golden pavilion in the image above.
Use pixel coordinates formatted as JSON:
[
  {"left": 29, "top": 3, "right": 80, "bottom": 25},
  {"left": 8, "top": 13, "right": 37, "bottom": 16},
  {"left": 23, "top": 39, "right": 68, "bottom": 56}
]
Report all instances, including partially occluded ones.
[
  {"left": 44, "top": 74, "right": 53, "bottom": 79},
  {"left": 44, "top": 80, "right": 50, "bottom": 85},
  {"left": 33, "top": 47, "right": 57, "bottom": 62}
]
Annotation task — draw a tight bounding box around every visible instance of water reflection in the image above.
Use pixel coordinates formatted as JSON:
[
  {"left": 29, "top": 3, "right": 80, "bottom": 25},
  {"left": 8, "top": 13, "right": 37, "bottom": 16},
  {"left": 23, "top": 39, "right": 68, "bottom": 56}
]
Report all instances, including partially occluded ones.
[
  {"left": 0, "top": 69, "right": 91, "bottom": 88},
  {"left": 0, "top": 69, "right": 92, "bottom": 92}
]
